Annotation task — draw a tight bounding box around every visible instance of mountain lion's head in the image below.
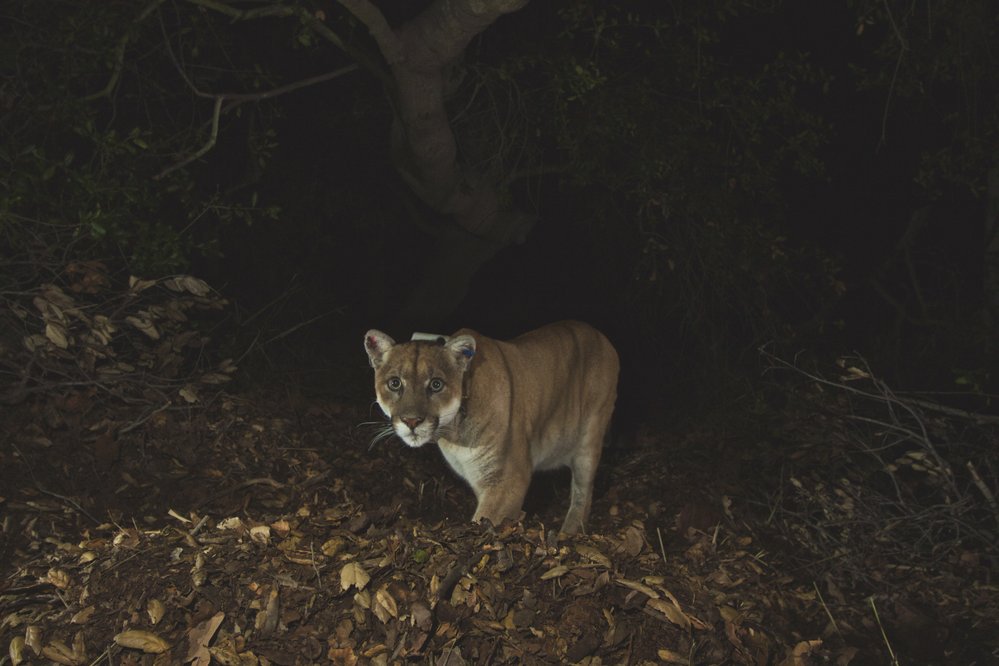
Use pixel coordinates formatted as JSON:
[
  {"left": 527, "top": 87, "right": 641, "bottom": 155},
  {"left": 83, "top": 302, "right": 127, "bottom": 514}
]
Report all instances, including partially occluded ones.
[{"left": 364, "top": 330, "right": 476, "bottom": 447}]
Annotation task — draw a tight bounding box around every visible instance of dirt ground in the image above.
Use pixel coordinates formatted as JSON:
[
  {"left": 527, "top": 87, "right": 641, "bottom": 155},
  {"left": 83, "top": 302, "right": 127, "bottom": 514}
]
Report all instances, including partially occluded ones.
[{"left": 1, "top": 385, "right": 996, "bottom": 665}]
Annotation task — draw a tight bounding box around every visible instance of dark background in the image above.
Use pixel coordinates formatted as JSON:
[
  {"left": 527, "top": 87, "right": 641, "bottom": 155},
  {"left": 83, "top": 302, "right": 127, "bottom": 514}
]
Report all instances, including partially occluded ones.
[
  {"left": 2, "top": 6, "right": 997, "bottom": 660},
  {"left": 2, "top": 0, "right": 996, "bottom": 419}
]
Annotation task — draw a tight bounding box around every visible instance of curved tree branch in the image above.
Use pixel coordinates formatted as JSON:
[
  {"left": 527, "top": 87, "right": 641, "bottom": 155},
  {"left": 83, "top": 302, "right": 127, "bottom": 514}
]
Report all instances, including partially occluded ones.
[
  {"left": 153, "top": 65, "right": 358, "bottom": 180},
  {"left": 155, "top": 96, "right": 223, "bottom": 181},
  {"left": 152, "top": 0, "right": 374, "bottom": 178}
]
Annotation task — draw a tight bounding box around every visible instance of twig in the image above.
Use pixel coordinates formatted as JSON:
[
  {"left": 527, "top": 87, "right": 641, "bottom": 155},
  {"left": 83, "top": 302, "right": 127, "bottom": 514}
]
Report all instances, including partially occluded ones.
[
  {"left": 261, "top": 309, "right": 342, "bottom": 346},
  {"left": 868, "top": 596, "right": 900, "bottom": 665},
  {"left": 184, "top": 0, "right": 294, "bottom": 20},
  {"left": 309, "top": 540, "right": 324, "bottom": 590},
  {"left": 119, "top": 401, "right": 173, "bottom": 434},
  {"left": 10, "top": 442, "right": 102, "bottom": 524},
  {"left": 877, "top": 0, "right": 908, "bottom": 152},
  {"left": 812, "top": 580, "right": 841, "bottom": 636},
  {"left": 897, "top": 395, "right": 999, "bottom": 425},
  {"left": 239, "top": 275, "right": 302, "bottom": 327},
  {"left": 966, "top": 461, "right": 999, "bottom": 531},
  {"left": 439, "top": 636, "right": 464, "bottom": 666},
  {"left": 154, "top": 96, "right": 223, "bottom": 180},
  {"left": 34, "top": 488, "right": 103, "bottom": 526},
  {"left": 763, "top": 348, "right": 967, "bottom": 499},
  {"left": 153, "top": 66, "right": 358, "bottom": 181},
  {"left": 152, "top": 0, "right": 365, "bottom": 179},
  {"left": 192, "top": 477, "right": 285, "bottom": 510},
  {"left": 190, "top": 514, "right": 211, "bottom": 536}
]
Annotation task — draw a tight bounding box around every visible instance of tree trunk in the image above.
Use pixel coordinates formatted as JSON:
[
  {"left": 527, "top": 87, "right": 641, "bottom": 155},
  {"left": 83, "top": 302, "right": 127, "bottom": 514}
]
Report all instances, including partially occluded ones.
[{"left": 339, "top": 0, "right": 531, "bottom": 325}]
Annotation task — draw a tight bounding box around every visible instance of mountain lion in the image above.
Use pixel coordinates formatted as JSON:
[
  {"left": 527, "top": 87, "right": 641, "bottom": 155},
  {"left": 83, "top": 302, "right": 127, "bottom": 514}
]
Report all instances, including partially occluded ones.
[{"left": 364, "top": 321, "right": 619, "bottom": 534}]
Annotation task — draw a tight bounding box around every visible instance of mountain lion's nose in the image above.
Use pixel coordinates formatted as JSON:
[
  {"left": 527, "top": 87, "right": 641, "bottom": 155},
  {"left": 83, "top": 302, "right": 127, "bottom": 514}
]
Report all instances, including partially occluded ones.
[{"left": 401, "top": 416, "right": 424, "bottom": 431}]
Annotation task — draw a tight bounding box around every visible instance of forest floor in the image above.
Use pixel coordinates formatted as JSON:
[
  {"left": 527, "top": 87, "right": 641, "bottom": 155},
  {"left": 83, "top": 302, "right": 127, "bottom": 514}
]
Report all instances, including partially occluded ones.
[{"left": 1, "top": 380, "right": 997, "bottom": 665}]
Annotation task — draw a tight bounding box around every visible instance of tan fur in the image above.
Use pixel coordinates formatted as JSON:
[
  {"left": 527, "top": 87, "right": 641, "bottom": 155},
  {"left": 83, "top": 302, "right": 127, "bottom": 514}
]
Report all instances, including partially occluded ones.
[{"left": 364, "top": 321, "right": 619, "bottom": 534}]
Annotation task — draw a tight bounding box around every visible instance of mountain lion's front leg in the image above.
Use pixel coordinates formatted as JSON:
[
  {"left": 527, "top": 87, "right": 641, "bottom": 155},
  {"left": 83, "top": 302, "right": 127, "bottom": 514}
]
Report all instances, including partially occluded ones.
[{"left": 472, "top": 472, "right": 531, "bottom": 527}]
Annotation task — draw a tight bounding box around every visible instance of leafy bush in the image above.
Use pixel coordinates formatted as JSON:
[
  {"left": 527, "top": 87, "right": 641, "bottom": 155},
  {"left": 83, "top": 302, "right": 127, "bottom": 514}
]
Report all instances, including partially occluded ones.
[{"left": 1, "top": 264, "right": 235, "bottom": 407}]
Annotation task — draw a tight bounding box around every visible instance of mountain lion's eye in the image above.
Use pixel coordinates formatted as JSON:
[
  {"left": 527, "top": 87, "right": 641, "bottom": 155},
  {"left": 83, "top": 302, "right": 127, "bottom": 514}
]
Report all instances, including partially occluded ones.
[
  {"left": 387, "top": 377, "right": 402, "bottom": 391},
  {"left": 428, "top": 378, "right": 445, "bottom": 392}
]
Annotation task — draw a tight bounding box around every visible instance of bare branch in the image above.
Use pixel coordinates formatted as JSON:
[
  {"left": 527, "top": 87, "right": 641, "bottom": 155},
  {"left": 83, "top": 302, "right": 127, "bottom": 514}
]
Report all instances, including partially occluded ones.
[
  {"left": 184, "top": 0, "right": 296, "bottom": 21},
  {"left": 154, "top": 96, "right": 222, "bottom": 181},
  {"left": 153, "top": 64, "right": 359, "bottom": 180},
  {"left": 81, "top": 0, "right": 169, "bottom": 101},
  {"left": 154, "top": 2, "right": 362, "bottom": 181}
]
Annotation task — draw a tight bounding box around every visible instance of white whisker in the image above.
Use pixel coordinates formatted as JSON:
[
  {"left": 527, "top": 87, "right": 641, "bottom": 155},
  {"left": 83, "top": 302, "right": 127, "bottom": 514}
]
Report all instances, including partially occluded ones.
[{"left": 355, "top": 418, "right": 397, "bottom": 450}]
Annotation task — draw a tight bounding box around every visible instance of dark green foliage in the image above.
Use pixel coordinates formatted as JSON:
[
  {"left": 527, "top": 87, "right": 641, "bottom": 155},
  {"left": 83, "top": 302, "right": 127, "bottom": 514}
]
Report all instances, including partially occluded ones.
[
  {"left": 457, "top": 2, "right": 841, "bottom": 395},
  {"left": 850, "top": 0, "right": 998, "bottom": 199},
  {"left": 0, "top": 1, "right": 284, "bottom": 279},
  {"left": 1, "top": 0, "right": 995, "bottom": 404}
]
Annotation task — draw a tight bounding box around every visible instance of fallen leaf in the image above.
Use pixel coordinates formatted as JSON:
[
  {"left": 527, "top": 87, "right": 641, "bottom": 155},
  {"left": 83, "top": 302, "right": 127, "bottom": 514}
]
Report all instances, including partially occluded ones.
[
  {"left": 114, "top": 630, "right": 170, "bottom": 654},
  {"left": 191, "top": 551, "right": 206, "bottom": 587},
  {"left": 575, "top": 544, "right": 612, "bottom": 567},
  {"left": 147, "top": 599, "right": 166, "bottom": 625},
  {"left": 362, "top": 643, "right": 388, "bottom": 658},
  {"left": 615, "top": 577, "right": 659, "bottom": 599},
  {"left": 24, "top": 626, "right": 41, "bottom": 655},
  {"left": 9, "top": 637, "right": 25, "bottom": 665},
  {"left": 647, "top": 597, "right": 691, "bottom": 630},
  {"left": 657, "top": 647, "right": 690, "bottom": 664},
  {"left": 779, "top": 639, "right": 823, "bottom": 666},
  {"left": 328, "top": 646, "right": 358, "bottom": 665},
  {"left": 540, "top": 564, "right": 569, "bottom": 580},
  {"left": 46, "top": 568, "right": 71, "bottom": 589},
  {"left": 619, "top": 525, "right": 645, "bottom": 557},
  {"left": 411, "top": 601, "right": 433, "bottom": 631},
  {"left": 340, "top": 561, "right": 370, "bottom": 592},
  {"left": 70, "top": 606, "right": 95, "bottom": 624},
  {"left": 718, "top": 605, "right": 741, "bottom": 622},
  {"left": 125, "top": 314, "right": 160, "bottom": 339},
  {"left": 207, "top": 635, "right": 244, "bottom": 666},
  {"left": 179, "top": 385, "right": 199, "bottom": 403},
  {"left": 164, "top": 275, "right": 211, "bottom": 296},
  {"left": 44, "top": 322, "right": 69, "bottom": 349},
  {"left": 254, "top": 587, "right": 280, "bottom": 636},
  {"left": 41, "top": 640, "right": 81, "bottom": 665},
  {"left": 70, "top": 633, "right": 86, "bottom": 663},
  {"left": 128, "top": 276, "right": 158, "bottom": 293},
  {"left": 249, "top": 525, "right": 271, "bottom": 544},
  {"left": 373, "top": 586, "right": 398, "bottom": 623},
  {"left": 218, "top": 517, "right": 243, "bottom": 530},
  {"left": 184, "top": 611, "right": 225, "bottom": 665}
]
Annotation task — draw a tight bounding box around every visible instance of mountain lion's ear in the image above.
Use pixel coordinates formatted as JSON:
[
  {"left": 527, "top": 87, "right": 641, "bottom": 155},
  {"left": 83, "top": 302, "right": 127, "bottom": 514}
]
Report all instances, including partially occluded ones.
[
  {"left": 364, "top": 330, "right": 395, "bottom": 368},
  {"left": 445, "top": 334, "right": 476, "bottom": 370}
]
